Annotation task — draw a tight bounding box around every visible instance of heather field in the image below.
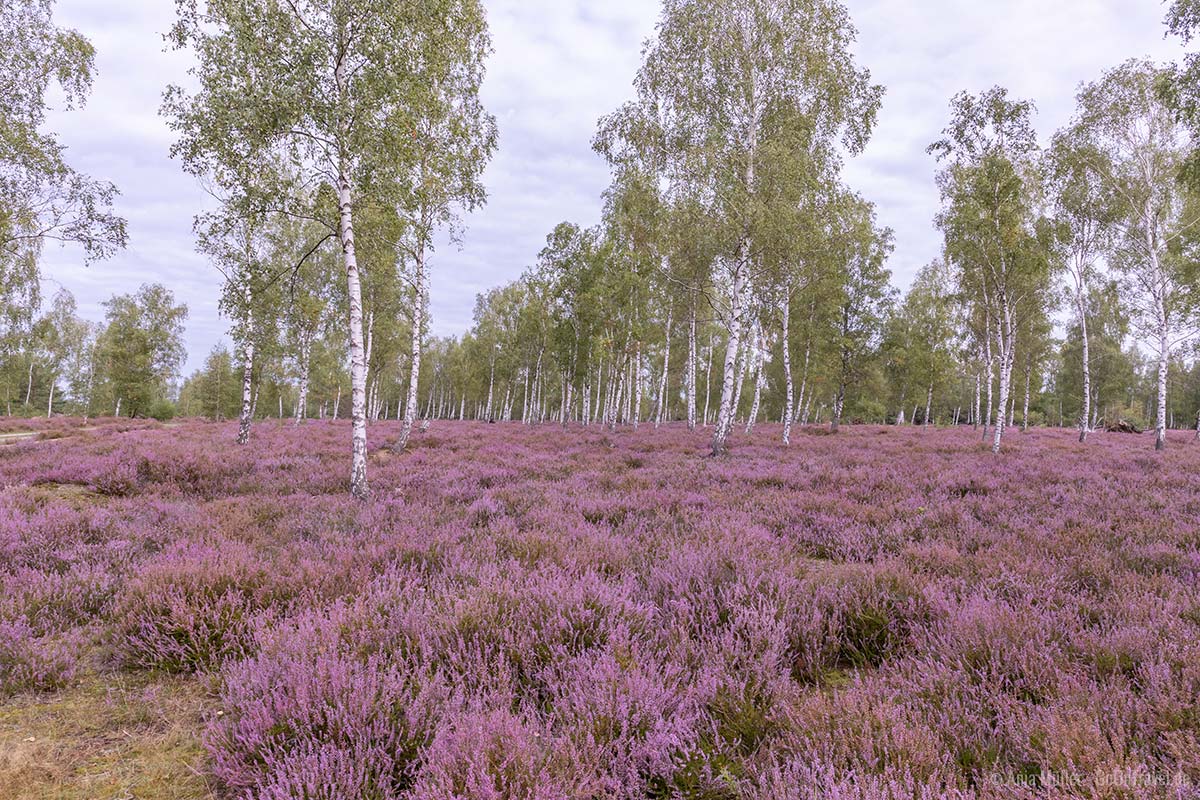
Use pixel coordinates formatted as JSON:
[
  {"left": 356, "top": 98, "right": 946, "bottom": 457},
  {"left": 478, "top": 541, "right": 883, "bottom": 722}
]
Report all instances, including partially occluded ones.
[{"left": 2, "top": 420, "right": 1200, "bottom": 799}]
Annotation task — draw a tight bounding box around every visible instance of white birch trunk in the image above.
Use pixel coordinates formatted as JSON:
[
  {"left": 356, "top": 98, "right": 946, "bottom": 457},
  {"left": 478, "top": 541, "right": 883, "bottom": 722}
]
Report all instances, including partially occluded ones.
[
  {"left": 686, "top": 292, "right": 697, "bottom": 430},
  {"left": 983, "top": 331, "right": 994, "bottom": 443},
  {"left": 1022, "top": 365, "right": 1030, "bottom": 432},
  {"left": 485, "top": 355, "right": 496, "bottom": 421},
  {"left": 396, "top": 245, "right": 426, "bottom": 450},
  {"left": 237, "top": 321, "right": 254, "bottom": 445},
  {"left": 1078, "top": 289, "right": 1091, "bottom": 443},
  {"left": 781, "top": 291, "right": 793, "bottom": 445},
  {"left": 745, "top": 326, "right": 764, "bottom": 434},
  {"left": 712, "top": 285, "right": 745, "bottom": 454},
  {"left": 991, "top": 306, "right": 1013, "bottom": 455},
  {"left": 655, "top": 304, "right": 673, "bottom": 427},
  {"left": 703, "top": 333, "right": 714, "bottom": 428},
  {"left": 338, "top": 169, "right": 370, "bottom": 499},
  {"left": 1156, "top": 307, "right": 1169, "bottom": 451}
]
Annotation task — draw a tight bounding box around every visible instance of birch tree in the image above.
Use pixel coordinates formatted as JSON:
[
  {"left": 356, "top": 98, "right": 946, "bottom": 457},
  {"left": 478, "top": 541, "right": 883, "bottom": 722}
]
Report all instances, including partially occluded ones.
[
  {"left": 1069, "top": 60, "right": 1198, "bottom": 450},
  {"left": 165, "top": 0, "right": 490, "bottom": 498},
  {"left": 930, "top": 87, "right": 1050, "bottom": 454},
  {"left": 195, "top": 197, "right": 276, "bottom": 445},
  {"left": 608, "top": 0, "right": 881, "bottom": 454},
  {"left": 392, "top": 24, "right": 496, "bottom": 451},
  {"left": 1046, "top": 135, "right": 1115, "bottom": 442}
]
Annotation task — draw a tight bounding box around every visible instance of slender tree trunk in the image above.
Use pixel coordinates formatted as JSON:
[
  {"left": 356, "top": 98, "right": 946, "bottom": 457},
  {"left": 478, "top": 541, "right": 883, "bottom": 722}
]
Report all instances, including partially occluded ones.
[
  {"left": 237, "top": 321, "right": 254, "bottom": 445},
  {"left": 795, "top": 301, "right": 815, "bottom": 425},
  {"left": 731, "top": 318, "right": 750, "bottom": 423},
  {"left": 983, "top": 332, "right": 994, "bottom": 443},
  {"left": 630, "top": 339, "right": 640, "bottom": 428},
  {"left": 991, "top": 308, "right": 1013, "bottom": 455},
  {"left": 712, "top": 294, "right": 746, "bottom": 455},
  {"left": 582, "top": 378, "right": 591, "bottom": 428},
  {"left": 686, "top": 292, "right": 697, "bottom": 430},
  {"left": 796, "top": 346, "right": 811, "bottom": 424},
  {"left": 337, "top": 168, "right": 369, "bottom": 499},
  {"left": 485, "top": 355, "right": 496, "bottom": 422},
  {"left": 46, "top": 379, "right": 53, "bottom": 418},
  {"left": 973, "top": 361, "right": 981, "bottom": 430},
  {"left": 703, "top": 333, "right": 714, "bottom": 427},
  {"left": 294, "top": 337, "right": 310, "bottom": 425},
  {"left": 924, "top": 382, "right": 933, "bottom": 427},
  {"left": 830, "top": 334, "right": 850, "bottom": 433},
  {"left": 831, "top": 382, "right": 846, "bottom": 433},
  {"left": 1156, "top": 308, "right": 1169, "bottom": 451},
  {"left": 396, "top": 247, "right": 425, "bottom": 450},
  {"left": 1078, "top": 294, "right": 1091, "bottom": 443},
  {"left": 521, "top": 365, "right": 531, "bottom": 424},
  {"left": 595, "top": 365, "right": 603, "bottom": 425},
  {"left": 534, "top": 347, "right": 544, "bottom": 422},
  {"left": 1022, "top": 364, "right": 1031, "bottom": 432},
  {"left": 610, "top": 361, "right": 624, "bottom": 430},
  {"left": 745, "top": 326, "right": 764, "bottom": 434},
  {"left": 655, "top": 304, "right": 673, "bottom": 427},
  {"left": 781, "top": 291, "right": 794, "bottom": 445},
  {"left": 25, "top": 357, "right": 34, "bottom": 407}
]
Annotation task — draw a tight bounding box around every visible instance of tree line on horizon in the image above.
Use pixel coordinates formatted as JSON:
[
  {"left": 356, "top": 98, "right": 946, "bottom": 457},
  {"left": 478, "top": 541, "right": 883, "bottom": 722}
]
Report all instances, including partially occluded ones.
[{"left": 8, "top": 0, "right": 1200, "bottom": 496}]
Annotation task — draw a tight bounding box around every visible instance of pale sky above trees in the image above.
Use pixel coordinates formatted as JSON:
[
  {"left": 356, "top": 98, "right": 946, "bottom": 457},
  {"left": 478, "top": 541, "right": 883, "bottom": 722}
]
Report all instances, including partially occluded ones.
[{"left": 39, "top": 0, "right": 1188, "bottom": 372}]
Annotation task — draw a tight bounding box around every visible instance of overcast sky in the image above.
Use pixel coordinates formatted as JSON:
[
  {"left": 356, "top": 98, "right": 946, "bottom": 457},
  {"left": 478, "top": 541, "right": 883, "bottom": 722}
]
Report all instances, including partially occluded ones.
[{"left": 42, "top": 0, "right": 1189, "bottom": 374}]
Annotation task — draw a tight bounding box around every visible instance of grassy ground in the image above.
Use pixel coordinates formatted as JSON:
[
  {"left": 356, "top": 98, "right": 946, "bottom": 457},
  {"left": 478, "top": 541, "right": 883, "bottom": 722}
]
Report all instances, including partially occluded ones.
[{"left": 0, "top": 670, "right": 214, "bottom": 800}]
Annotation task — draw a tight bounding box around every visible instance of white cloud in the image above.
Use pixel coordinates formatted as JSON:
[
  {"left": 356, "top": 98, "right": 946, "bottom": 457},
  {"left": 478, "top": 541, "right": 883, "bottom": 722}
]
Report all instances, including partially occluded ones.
[{"left": 39, "top": 0, "right": 1189, "bottom": 372}]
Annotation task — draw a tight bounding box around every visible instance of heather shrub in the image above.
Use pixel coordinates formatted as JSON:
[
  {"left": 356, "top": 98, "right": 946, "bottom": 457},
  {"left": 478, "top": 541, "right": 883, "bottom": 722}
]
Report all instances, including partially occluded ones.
[
  {"left": 443, "top": 567, "right": 656, "bottom": 701},
  {"left": 747, "top": 761, "right": 977, "bottom": 800},
  {"left": 780, "top": 684, "right": 953, "bottom": 784},
  {"left": 0, "top": 620, "right": 79, "bottom": 696},
  {"left": 826, "top": 564, "right": 935, "bottom": 669},
  {"left": 903, "top": 596, "right": 1070, "bottom": 781},
  {"left": 112, "top": 539, "right": 292, "bottom": 672},
  {"left": 208, "top": 644, "right": 444, "bottom": 800},
  {"left": 410, "top": 707, "right": 576, "bottom": 800},
  {"left": 135, "top": 448, "right": 252, "bottom": 498},
  {"left": 0, "top": 564, "right": 115, "bottom": 635},
  {"left": 785, "top": 564, "right": 936, "bottom": 684},
  {"left": 91, "top": 453, "right": 142, "bottom": 496},
  {"left": 547, "top": 648, "right": 700, "bottom": 793},
  {"left": 0, "top": 493, "right": 111, "bottom": 571}
]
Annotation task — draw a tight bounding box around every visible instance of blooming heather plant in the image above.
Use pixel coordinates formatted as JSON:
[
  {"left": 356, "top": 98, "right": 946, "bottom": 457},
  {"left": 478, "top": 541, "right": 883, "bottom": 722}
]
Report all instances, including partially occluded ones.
[
  {"left": 111, "top": 539, "right": 299, "bottom": 672},
  {"left": 0, "top": 619, "right": 80, "bottom": 696},
  {"left": 1, "top": 419, "right": 1199, "bottom": 798}
]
